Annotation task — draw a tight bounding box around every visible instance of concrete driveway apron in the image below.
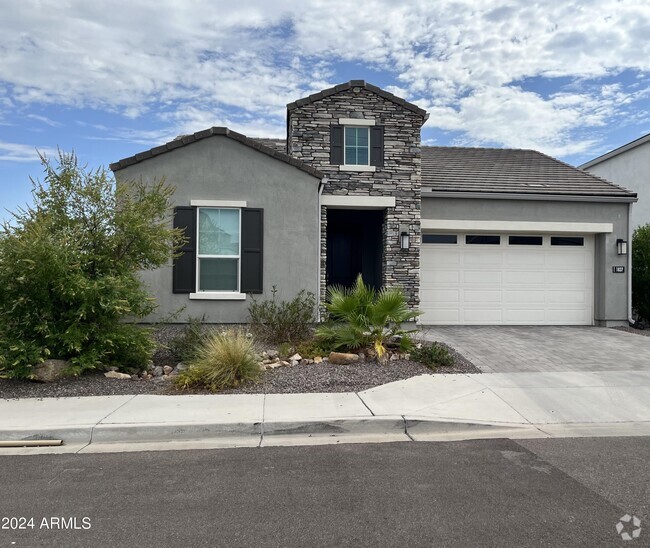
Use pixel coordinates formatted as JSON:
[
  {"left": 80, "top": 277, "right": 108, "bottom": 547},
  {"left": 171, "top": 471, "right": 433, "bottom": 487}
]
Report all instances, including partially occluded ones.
[{"left": 420, "top": 326, "right": 650, "bottom": 373}]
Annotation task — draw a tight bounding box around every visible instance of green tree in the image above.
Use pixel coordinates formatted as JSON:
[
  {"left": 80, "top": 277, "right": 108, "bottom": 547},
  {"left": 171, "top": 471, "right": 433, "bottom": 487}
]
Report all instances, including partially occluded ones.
[
  {"left": 633, "top": 223, "right": 650, "bottom": 322},
  {"left": 0, "top": 151, "right": 184, "bottom": 378}
]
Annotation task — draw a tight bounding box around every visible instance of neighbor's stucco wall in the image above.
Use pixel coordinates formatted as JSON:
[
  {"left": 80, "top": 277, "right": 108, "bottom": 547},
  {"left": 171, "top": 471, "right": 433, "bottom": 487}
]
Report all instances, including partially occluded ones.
[
  {"left": 421, "top": 197, "right": 630, "bottom": 324},
  {"left": 114, "top": 136, "right": 321, "bottom": 323},
  {"left": 583, "top": 141, "right": 650, "bottom": 230}
]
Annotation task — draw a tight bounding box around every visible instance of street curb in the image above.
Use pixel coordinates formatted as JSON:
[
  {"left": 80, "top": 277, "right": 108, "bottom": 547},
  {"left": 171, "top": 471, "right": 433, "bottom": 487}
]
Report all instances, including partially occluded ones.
[
  {"left": 262, "top": 417, "right": 407, "bottom": 437},
  {"left": 0, "top": 426, "right": 92, "bottom": 444},
  {"left": 92, "top": 421, "right": 262, "bottom": 443}
]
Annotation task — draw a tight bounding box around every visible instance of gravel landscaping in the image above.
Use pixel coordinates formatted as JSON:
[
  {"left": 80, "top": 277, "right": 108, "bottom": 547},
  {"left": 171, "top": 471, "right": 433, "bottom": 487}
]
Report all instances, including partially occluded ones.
[
  {"left": 612, "top": 325, "right": 650, "bottom": 337},
  {"left": 0, "top": 341, "right": 479, "bottom": 399}
]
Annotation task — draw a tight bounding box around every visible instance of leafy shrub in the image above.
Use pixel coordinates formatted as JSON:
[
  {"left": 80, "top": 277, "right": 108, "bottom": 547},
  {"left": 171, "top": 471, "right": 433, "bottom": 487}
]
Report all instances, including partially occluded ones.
[
  {"left": 174, "top": 330, "right": 261, "bottom": 392},
  {"left": 633, "top": 224, "right": 650, "bottom": 322},
  {"left": 248, "top": 286, "right": 316, "bottom": 343},
  {"left": 168, "top": 316, "right": 207, "bottom": 363},
  {"left": 0, "top": 151, "right": 183, "bottom": 379},
  {"left": 410, "top": 342, "right": 454, "bottom": 369},
  {"left": 316, "top": 275, "right": 420, "bottom": 363}
]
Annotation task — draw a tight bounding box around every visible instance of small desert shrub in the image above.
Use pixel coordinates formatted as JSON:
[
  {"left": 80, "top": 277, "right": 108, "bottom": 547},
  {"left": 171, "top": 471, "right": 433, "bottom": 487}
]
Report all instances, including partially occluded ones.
[
  {"left": 411, "top": 342, "right": 454, "bottom": 369},
  {"left": 248, "top": 287, "right": 316, "bottom": 343},
  {"left": 174, "top": 330, "right": 261, "bottom": 392},
  {"left": 277, "top": 342, "right": 294, "bottom": 359},
  {"left": 295, "top": 339, "right": 332, "bottom": 359},
  {"left": 168, "top": 316, "right": 207, "bottom": 363}
]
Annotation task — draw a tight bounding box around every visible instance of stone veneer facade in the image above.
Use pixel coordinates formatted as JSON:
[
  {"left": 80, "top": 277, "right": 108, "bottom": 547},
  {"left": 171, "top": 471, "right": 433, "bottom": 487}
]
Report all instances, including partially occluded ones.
[{"left": 287, "top": 85, "right": 426, "bottom": 308}]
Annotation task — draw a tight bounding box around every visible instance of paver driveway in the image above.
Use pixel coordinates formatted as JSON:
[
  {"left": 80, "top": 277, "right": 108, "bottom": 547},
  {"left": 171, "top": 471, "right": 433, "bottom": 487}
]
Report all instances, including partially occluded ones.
[{"left": 420, "top": 326, "right": 650, "bottom": 373}]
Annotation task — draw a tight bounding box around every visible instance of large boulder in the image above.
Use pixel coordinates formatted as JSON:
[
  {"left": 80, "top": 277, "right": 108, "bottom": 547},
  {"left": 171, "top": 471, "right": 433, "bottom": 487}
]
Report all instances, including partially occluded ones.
[
  {"left": 328, "top": 352, "right": 360, "bottom": 365},
  {"left": 31, "top": 359, "right": 69, "bottom": 382}
]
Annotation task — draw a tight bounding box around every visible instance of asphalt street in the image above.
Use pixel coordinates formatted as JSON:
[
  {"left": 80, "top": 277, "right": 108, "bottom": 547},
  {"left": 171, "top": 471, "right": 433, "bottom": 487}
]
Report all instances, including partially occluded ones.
[{"left": 0, "top": 437, "right": 648, "bottom": 547}]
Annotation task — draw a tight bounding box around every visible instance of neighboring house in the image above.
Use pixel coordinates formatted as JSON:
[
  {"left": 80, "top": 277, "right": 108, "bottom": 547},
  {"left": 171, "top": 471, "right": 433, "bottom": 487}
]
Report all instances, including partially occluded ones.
[
  {"left": 579, "top": 133, "right": 650, "bottom": 230},
  {"left": 111, "top": 80, "right": 637, "bottom": 326}
]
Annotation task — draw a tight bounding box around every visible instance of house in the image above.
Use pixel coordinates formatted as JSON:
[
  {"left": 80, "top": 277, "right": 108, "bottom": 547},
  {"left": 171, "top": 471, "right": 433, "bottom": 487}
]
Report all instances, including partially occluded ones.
[
  {"left": 579, "top": 133, "right": 650, "bottom": 230},
  {"left": 111, "top": 80, "right": 637, "bottom": 326}
]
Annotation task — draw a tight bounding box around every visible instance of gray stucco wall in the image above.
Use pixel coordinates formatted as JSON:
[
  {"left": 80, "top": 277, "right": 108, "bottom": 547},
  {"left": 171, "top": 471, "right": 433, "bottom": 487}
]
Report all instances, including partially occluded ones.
[
  {"left": 114, "top": 136, "right": 321, "bottom": 323},
  {"left": 583, "top": 141, "right": 649, "bottom": 229},
  {"left": 421, "top": 196, "right": 630, "bottom": 325}
]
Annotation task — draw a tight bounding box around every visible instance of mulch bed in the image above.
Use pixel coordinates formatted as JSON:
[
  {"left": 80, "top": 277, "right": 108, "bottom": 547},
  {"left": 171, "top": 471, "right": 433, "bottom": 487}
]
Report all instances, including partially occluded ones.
[{"left": 0, "top": 342, "right": 480, "bottom": 399}]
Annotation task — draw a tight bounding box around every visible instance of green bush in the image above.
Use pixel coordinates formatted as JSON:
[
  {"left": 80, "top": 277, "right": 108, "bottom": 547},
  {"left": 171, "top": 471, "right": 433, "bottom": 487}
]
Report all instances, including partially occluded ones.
[
  {"left": 410, "top": 343, "right": 454, "bottom": 369},
  {"left": 168, "top": 316, "right": 207, "bottom": 363},
  {"left": 633, "top": 224, "right": 650, "bottom": 322},
  {"left": 316, "top": 275, "right": 420, "bottom": 363},
  {"left": 277, "top": 342, "right": 294, "bottom": 359},
  {"left": 295, "top": 338, "right": 331, "bottom": 359},
  {"left": 0, "top": 151, "right": 184, "bottom": 378},
  {"left": 174, "top": 330, "right": 261, "bottom": 392},
  {"left": 248, "top": 286, "right": 316, "bottom": 343}
]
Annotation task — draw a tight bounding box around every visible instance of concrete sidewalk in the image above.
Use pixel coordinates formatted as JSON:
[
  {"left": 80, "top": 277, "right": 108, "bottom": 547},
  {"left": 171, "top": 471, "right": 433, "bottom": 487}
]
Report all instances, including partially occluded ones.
[{"left": 2, "top": 370, "right": 650, "bottom": 453}]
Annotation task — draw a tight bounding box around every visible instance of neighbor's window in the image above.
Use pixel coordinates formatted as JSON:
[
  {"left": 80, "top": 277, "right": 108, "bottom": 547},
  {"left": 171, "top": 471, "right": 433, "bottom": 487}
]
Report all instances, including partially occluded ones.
[
  {"left": 197, "top": 208, "right": 240, "bottom": 291},
  {"left": 551, "top": 236, "right": 584, "bottom": 247},
  {"left": 345, "top": 126, "right": 369, "bottom": 165}
]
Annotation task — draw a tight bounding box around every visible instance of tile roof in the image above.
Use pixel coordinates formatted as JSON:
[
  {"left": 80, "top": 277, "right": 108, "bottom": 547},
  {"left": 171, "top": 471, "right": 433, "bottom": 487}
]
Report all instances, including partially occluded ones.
[
  {"left": 109, "top": 127, "right": 322, "bottom": 179},
  {"left": 421, "top": 146, "right": 636, "bottom": 199},
  {"left": 287, "top": 80, "right": 429, "bottom": 120}
]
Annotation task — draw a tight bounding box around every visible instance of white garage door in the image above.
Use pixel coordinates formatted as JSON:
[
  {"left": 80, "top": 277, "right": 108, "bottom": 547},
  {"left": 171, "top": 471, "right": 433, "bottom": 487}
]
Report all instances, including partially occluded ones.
[{"left": 420, "top": 234, "right": 594, "bottom": 325}]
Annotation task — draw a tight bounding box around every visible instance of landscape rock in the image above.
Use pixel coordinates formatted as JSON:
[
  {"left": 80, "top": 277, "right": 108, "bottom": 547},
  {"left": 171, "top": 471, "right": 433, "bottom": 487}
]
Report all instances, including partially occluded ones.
[
  {"left": 267, "top": 350, "right": 279, "bottom": 359},
  {"left": 104, "top": 371, "right": 132, "bottom": 380},
  {"left": 152, "top": 366, "right": 164, "bottom": 377},
  {"left": 329, "top": 352, "right": 360, "bottom": 365},
  {"left": 31, "top": 359, "right": 69, "bottom": 383},
  {"left": 280, "top": 360, "right": 290, "bottom": 367},
  {"left": 357, "top": 353, "right": 366, "bottom": 361},
  {"left": 175, "top": 362, "right": 186, "bottom": 372},
  {"left": 313, "top": 356, "right": 323, "bottom": 364},
  {"left": 163, "top": 365, "right": 174, "bottom": 375},
  {"left": 289, "top": 353, "right": 303, "bottom": 362},
  {"left": 130, "top": 374, "right": 139, "bottom": 381},
  {"left": 107, "top": 366, "right": 119, "bottom": 372},
  {"left": 291, "top": 360, "right": 299, "bottom": 367}
]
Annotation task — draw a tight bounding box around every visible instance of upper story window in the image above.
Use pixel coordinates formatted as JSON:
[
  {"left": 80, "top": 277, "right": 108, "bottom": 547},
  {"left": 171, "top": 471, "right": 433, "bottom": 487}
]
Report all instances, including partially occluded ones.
[
  {"left": 344, "top": 126, "right": 369, "bottom": 165},
  {"left": 197, "top": 207, "right": 240, "bottom": 292},
  {"left": 330, "top": 121, "right": 384, "bottom": 170}
]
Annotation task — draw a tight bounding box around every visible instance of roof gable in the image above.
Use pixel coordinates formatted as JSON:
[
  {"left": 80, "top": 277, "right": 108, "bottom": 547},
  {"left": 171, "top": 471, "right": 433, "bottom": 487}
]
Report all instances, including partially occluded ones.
[
  {"left": 110, "top": 127, "right": 322, "bottom": 179},
  {"left": 287, "top": 80, "right": 429, "bottom": 120}
]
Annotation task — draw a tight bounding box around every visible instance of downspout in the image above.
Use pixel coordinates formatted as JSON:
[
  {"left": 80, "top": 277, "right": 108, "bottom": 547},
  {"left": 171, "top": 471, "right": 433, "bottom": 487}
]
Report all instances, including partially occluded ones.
[
  {"left": 627, "top": 201, "right": 636, "bottom": 326},
  {"left": 317, "top": 177, "right": 327, "bottom": 323}
]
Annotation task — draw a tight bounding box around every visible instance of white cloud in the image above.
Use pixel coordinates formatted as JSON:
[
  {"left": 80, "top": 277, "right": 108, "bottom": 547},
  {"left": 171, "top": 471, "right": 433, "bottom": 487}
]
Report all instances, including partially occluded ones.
[
  {"left": 0, "top": 141, "right": 57, "bottom": 162},
  {"left": 1, "top": 0, "right": 650, "bottom": 156}
]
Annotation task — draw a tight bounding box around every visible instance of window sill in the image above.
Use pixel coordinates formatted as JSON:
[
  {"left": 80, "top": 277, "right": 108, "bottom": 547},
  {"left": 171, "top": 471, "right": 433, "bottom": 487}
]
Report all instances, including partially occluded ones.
[
  {"left": 339, "top": 165, "right": 376, "bottom": 172},
  {"left": 189, "top": 292, "right": 247, "bottom": 301}
]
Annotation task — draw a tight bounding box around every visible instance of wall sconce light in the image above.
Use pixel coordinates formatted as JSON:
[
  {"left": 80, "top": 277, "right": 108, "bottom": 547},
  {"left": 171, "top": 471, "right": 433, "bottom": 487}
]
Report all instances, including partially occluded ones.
[
  {"left": 400, "top": 225, "right": 409, "bottom": 250},
  {"left": 617, "top": 238, "right": 628, "bottom": 255}
]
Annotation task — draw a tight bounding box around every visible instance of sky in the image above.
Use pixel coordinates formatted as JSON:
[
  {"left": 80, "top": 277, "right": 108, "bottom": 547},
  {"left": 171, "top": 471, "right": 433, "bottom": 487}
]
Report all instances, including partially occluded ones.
[{"left": 2, "top": 0, "right": 650, "bottom": 223}]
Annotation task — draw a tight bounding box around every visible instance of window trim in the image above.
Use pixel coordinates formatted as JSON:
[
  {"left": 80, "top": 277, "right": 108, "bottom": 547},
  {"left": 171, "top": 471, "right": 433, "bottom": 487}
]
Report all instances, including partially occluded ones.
[
  {"left": 344, "top": 126, "right": 370, "bottom": 166},
  {"left": 196, "top": 206, "right": 242, "bottom": 294}
]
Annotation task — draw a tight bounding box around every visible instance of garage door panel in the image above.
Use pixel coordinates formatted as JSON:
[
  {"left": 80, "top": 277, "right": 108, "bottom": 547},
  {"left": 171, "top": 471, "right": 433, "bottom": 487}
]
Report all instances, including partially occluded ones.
[
  {"left": 464, "top": 290, "right": 502, "bottom": 303},
  {"left": 503, "top": 271, "right": 545, "bottom": 284},
  {"left": 464, "top": 270, "right": 502, "bottom": 284},
  {"left": 505, "top": 253, "right": 545, "bottom": 266},
  {"left": 464, "top": 252, "right": 503, "bottom": 266},
  {"left": 504, "top": 290, "right": 546, "bottom": 304},
  {"left": 420, "top": 233, "right": 594, "bottom": 326}
]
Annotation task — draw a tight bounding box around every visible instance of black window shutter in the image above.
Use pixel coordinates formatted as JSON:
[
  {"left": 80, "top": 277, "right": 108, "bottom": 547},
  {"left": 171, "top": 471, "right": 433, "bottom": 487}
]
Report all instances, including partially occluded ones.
[
  {"left": 241, "top": 208, "right": 263, "bottom": 294},
  {"left": 172, "top": 206, "right": 196, "bottom": 294},
  {"left": 330, "top": 125, "right": 343, "bottom": 165},
  {"left": 370, "top": 126, "right": 384, "bottom": 167}
]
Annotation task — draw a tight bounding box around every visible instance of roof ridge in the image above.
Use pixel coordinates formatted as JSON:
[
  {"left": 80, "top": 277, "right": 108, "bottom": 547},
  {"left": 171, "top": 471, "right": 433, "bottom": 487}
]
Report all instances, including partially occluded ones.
[
  {"left": 110, "top": 127, "right": 321, "bottom": 179},
  {"left": 287, "top": 80, "right": 429, "bottom": 120},
  {"left": 579, "top": 132, "right": 650, "bottom": 169}
]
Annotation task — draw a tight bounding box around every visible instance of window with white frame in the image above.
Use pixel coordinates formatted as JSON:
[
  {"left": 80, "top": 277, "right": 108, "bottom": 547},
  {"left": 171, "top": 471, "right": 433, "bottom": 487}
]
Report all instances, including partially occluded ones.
[
  {"left": 344, "top": 126, "right": 370, "bottom": 165},
  {"left": 197, "top": 207, "right": 240, "bottom": 291}
]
